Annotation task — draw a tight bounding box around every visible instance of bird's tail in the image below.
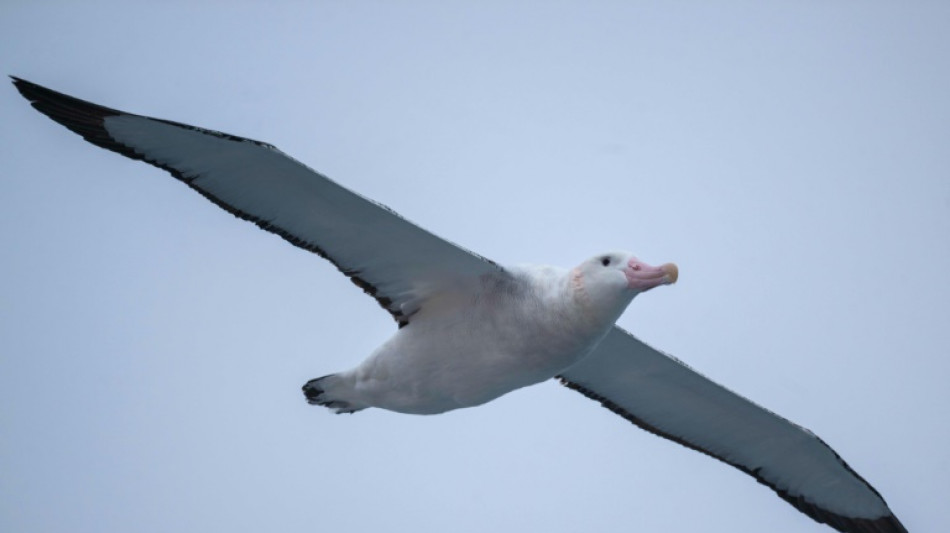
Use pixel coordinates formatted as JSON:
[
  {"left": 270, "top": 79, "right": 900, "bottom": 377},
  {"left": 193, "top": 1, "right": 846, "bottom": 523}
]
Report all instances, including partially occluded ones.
[{"left": 302, "top": 373, "right": 368, "bottom": 414}]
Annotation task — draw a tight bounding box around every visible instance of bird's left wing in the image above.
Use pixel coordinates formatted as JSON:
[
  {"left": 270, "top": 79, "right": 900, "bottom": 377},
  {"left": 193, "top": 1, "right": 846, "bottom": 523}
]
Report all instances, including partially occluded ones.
[
  {"left": 12, "top": 77, "right": 503, "bottom": 326},
  {"left": 558, "top": 326, "right": 906, "bottom": 533}
]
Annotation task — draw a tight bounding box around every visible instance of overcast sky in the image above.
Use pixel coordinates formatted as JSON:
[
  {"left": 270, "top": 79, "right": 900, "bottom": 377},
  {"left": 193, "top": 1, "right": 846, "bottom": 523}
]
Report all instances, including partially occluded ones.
[{"left": 2, "top": 2, "right": 947, "bottom": 532}]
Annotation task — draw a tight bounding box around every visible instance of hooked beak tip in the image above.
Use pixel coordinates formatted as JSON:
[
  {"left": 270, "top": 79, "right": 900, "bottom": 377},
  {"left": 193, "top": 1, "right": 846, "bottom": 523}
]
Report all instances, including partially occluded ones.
[{"left": 661, "top": 263, "right": 679, "bottom": 284}]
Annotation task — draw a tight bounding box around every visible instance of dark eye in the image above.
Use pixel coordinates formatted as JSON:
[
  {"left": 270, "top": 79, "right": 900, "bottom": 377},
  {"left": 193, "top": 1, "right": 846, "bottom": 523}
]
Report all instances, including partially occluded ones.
[{"left": 601, "top": 257, "right": 611, "bottom": 267}]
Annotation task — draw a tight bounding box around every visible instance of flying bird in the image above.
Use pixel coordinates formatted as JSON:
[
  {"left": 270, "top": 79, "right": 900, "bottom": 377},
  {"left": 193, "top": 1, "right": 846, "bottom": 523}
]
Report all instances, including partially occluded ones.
[{"left": 11, "top": 77, "right": 907, "bottom": 533}]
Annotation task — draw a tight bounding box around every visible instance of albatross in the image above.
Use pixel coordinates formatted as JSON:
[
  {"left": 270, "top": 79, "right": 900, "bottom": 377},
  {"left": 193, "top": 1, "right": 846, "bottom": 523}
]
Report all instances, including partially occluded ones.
[{"left": 11, "top": 77, "right": 907, "bottom": 533}]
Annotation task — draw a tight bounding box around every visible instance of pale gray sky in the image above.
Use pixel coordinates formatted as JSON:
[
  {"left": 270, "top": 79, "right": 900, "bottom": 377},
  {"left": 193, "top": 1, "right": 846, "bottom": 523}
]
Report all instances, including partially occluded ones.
[{"left": 2, "top": 2, "right": 947, "bottom": 532}]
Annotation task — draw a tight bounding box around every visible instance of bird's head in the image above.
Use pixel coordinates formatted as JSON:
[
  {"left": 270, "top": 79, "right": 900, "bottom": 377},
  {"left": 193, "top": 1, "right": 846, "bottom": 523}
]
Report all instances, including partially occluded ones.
[{"left": 572, "top": 251, "right": 678, "bottom": 321}]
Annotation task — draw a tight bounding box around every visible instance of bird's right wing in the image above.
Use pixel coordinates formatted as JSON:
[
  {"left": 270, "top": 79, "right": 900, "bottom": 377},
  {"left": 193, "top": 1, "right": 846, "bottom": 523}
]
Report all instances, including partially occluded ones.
[
  {"left": 12, "top": 77, "right": 504, "bottom": 326},
  {"left": 558, "top": 326, "right": 906, "bottom": 533}
]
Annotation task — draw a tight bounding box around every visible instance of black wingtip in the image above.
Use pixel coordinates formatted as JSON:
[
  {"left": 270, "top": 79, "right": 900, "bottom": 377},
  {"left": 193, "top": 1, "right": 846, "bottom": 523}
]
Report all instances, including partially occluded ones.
[
  {"left": 10, "top": 76, "right": 35, "bottom": 97},
  {"left": 11, "top": 76, "right": 65, "bottom": 102},
  {"left": 10, "top": 76, "right": 128, "bottom": 155}
]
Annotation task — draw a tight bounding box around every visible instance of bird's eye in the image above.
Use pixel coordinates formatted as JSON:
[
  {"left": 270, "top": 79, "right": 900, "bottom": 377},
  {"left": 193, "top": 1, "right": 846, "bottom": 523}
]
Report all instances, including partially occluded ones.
[{"left": 601, "top": 257, "right": 611, "bottom": 267}]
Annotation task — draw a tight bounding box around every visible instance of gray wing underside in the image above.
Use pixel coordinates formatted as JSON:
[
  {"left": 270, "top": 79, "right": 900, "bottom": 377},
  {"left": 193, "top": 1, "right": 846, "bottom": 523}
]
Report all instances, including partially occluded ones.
[
  {"left": 12, "top": 77, "right": 503, "bottom": 325},
  {"left": 558, "top": 327, "right": 906, "bottom": 533}
]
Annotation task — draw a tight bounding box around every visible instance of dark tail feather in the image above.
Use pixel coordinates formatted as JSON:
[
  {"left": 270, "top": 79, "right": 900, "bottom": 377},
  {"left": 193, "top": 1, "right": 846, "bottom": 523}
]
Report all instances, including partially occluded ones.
[{"left": 302, "top": 374, "right": 366, "bottom": 414}]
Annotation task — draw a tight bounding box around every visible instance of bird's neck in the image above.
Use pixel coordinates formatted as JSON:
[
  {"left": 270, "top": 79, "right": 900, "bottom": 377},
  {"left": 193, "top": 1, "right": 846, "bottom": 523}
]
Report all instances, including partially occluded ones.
[{"left": 566, "top": 267, "right": 634, "bottom": 330}]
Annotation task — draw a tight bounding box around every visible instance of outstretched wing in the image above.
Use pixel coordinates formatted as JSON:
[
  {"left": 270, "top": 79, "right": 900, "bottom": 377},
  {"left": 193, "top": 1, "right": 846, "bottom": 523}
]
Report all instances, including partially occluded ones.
[
  {"left": 12, "top": 77, "right": 502, "bottom": 326},
  {"left": 558, "top": 327, "right": 906, "bottom": 533}
]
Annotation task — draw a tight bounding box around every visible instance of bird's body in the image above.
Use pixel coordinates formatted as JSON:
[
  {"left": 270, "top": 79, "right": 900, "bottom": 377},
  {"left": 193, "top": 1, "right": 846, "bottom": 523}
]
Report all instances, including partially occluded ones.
[
  {"left": 310, "top": 261, "right": 657, "bottom": 414},
  {"left": 12, "top": 76, "right": 907, "bottom": 533}
]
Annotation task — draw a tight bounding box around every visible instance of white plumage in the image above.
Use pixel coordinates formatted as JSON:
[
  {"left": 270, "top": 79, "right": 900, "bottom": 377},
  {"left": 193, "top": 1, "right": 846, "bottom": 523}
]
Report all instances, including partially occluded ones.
[{"left": 309, "top": 257, "right": 673, "bottom": 414}]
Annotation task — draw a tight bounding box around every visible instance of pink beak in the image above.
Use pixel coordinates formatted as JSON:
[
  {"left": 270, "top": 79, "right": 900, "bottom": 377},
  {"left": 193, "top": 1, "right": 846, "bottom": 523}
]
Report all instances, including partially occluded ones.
[{"left": 625, "top": 257, "right": 679, "bottom": 292}]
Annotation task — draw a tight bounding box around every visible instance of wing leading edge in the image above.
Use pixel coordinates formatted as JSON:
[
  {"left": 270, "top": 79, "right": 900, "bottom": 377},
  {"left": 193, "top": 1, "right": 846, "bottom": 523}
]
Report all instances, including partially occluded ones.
[
  {"left": 558, "top": 327, "right": 906, "bottom": 533},
  {"left": 11, "top": 76, "right": 502, "bottom": 326}
]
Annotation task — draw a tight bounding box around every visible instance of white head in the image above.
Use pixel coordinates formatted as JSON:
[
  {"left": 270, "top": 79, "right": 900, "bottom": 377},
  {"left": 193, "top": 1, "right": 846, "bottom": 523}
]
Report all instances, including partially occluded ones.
[{"left": 572, "top": 251, "right": 678, "bottom": 322}]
